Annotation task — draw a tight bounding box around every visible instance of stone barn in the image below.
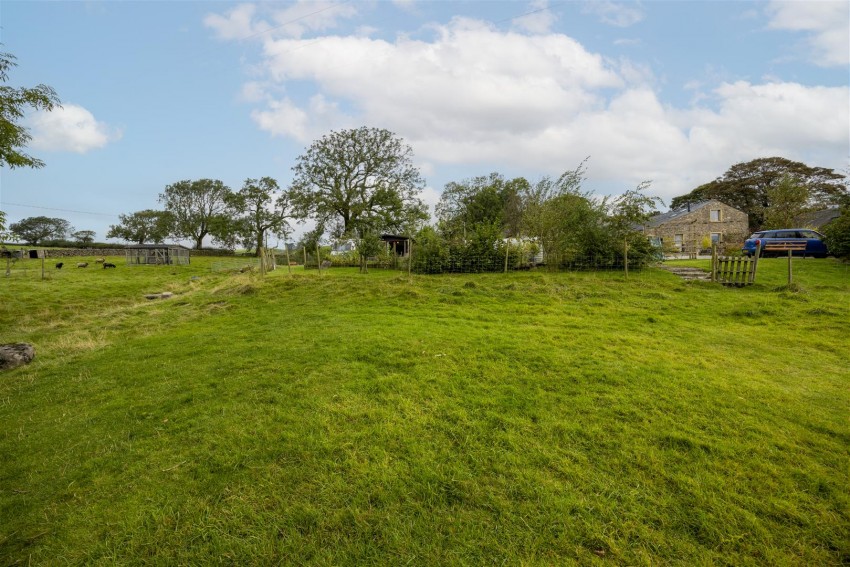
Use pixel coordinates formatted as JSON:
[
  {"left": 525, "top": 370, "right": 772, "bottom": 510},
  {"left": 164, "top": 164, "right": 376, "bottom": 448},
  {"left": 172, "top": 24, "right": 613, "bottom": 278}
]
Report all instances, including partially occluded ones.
[
  {"left": 641, "top": 200, "right": 748, "bottom": 254},
  {"left": 125, "top": 244, "right": 190, "bottom": 265}
]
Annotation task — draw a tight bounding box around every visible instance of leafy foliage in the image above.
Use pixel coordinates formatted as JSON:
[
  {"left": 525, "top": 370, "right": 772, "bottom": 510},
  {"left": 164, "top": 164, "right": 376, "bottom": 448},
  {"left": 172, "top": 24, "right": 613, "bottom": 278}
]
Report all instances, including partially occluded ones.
[
  {"left": 107, "top": 209, "right": 174, "bottom": 245},
  {"left": 226, "top": 177, "right": 291, "bottom": 255},
  {"left": 0, "top": 48, "right": 61, "bottom": 169},
  {"left": 417, "top": 162, "right": 660, "bottom": 273},
  {"left": 761, "top": 175, "right": 812, "bottom": 229},
  {"left": 9, "top": 216, "right": 71, "bottom": 245},
  {"left": 670, "top": 157, "right": 848, "bottom": 231},
  {"left": 437, "top": 173, "right": 528, "bottom": 242},
  {"left": 70, "top": 230, "right": 96, "bottom": 245},
  {"left": 159, "top": 179, "right": 233, "bottom": 249},
  {"left": 822, "top": 199, "right": 850, "bottom": 259},
  {"left": 290, "top": 127, "right": 427, "bottom": 239}
]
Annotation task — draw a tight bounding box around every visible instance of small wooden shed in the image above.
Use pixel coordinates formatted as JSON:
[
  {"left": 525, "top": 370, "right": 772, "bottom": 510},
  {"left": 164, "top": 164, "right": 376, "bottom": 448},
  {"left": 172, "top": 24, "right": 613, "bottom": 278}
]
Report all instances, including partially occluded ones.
[
  {"left": 125, "top": 244, "right": 190, "bottom": 266},
  {"left": 381, "top": 234, "right": 411, "bottom": 257}
]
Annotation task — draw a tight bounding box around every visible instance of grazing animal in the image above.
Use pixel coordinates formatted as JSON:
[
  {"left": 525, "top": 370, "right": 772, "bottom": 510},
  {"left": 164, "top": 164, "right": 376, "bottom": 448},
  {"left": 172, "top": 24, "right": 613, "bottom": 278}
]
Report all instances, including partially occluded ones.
[
  {"left": 76, "top": 262, "right": 88, "bottom": 268},
  {"left": 95, "top": 258, "right": 105, "bottom": 264},
  {"left": 56, "top": 262, "right": 64, "bottom": 269},
  {"left": 103, "top": 262, "right": 116, "bottom": 269}
]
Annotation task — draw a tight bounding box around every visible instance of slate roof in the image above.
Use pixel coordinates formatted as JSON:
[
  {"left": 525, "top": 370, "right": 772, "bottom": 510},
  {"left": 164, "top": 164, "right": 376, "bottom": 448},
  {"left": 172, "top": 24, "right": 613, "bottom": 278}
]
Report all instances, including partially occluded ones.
[
  {"left": 644, "top": 201, "right": 713, "bottom": 228},
  {"left": 795, "top": 208, "right": 840, "bottom": 229}
]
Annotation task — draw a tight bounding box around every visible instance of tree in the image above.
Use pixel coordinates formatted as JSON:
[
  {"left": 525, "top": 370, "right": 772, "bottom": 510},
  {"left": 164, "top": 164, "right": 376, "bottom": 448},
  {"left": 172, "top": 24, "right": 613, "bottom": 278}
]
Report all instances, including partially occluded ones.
[
  {"left": 228, "top": 177, "right": 291, "bottom": 255},
  {"left": 437, "top": 173, "right": 529, "bottom": 243},
  {"left": 290, "top": 127, "right": 427, "bottom": 240},
  {"left": 107, "top": 210, "right": 173, "bottom": 245},
  {"left": 607, "top": 181, "right": 663, "bottom": 236},
  {"left": 9, "top": 216, "right": 71, "bottom": 245},
  {"left": 761, "top": 175, "right": 811, "bottom": 229},
  {"left": 0, "top": 210, "right": 10, "bottom": 244},
  {"left": 71, "top": 230, "right": 96, "bottom": 246},
  {"left": 1, "top": 48, "right": 61, "bottom": 169},
  {"left": 159, "top": 179, "right": 233, "bottom": 249},
  {"left": 607, "top": 181, "right": 664, "bottom": 263},
  {"left": 521, "top": 161, "right": 592, "bottom": 261},
  {"left": 670, "top": 157, "right": 848, "bottom": 231}
]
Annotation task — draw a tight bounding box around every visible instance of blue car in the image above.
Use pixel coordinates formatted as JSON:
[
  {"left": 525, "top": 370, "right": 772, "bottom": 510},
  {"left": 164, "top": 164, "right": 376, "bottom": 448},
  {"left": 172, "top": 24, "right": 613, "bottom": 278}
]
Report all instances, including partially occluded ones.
[{"left": 742, "top": 229, "right": 829, "bottom": 258}]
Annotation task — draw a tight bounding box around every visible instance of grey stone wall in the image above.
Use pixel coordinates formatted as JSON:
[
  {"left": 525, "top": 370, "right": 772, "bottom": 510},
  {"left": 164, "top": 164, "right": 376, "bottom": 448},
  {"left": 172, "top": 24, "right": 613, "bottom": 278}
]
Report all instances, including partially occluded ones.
[{"left": 646, "top": 201, "right": 749, "bottom": 253}]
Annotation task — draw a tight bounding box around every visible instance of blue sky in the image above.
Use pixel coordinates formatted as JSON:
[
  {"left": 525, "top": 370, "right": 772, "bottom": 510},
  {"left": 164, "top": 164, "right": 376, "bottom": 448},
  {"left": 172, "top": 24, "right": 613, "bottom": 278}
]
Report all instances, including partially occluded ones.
[{"left": 1, "top": 0, "right": 848, "bottom": 244}]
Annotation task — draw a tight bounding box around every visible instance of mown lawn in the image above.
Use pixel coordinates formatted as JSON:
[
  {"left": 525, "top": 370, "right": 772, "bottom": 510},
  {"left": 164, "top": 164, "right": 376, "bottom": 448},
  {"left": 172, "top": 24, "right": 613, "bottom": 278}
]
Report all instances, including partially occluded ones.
[{"left": 1, "top": 256, "right": 848, "bottom": 565}]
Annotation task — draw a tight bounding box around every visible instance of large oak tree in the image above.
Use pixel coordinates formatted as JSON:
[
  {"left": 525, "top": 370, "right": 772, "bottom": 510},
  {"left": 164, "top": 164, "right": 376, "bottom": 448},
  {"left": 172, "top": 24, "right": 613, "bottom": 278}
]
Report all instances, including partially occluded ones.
[
  {"left": 107, "top": 210, "right": 174, "bottom": 245},
  {"left": 159, "top": 179, "right": 232, "bottom": 249},
  {"left": 9, "top": 216, "right": 71, "bottom": 245},
  {"left": 290, "top": 127, "right": 427, "bottom": 239}
]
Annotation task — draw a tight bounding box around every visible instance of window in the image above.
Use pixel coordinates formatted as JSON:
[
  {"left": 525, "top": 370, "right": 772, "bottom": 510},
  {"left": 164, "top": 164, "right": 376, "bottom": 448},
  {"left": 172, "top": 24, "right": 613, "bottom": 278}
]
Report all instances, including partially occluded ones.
[
  {"left": 674, "top": 234, "right": 683, "bottom": 251},
  {"left": 710, "top": 209, "right": 721, "bottom": 222},
  {"left": 711, "top": 232, "right": 722, "bottom": 243}
]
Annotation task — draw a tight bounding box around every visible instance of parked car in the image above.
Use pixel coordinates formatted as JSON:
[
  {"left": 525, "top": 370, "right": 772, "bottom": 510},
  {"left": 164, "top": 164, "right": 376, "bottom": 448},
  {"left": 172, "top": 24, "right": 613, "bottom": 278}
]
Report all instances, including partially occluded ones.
[{"left": 741, "top": 229, "right": 829, "bottom": 258}]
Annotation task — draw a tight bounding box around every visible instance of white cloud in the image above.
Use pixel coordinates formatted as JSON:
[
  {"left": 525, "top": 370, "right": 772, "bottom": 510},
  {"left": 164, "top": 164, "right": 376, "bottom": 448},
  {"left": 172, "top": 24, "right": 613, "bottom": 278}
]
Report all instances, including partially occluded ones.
[
  {"left": 210, "top": 8, "right": 848, "bottom": 203},
  {"left": 28, "top": 104, "right": 121, "bottom": 153},
  {"left": 766, "top": 0, "right": 850, "bottom": 66},
  {"left": 582, "top": 1, "right": 644, "bottom": 28},
  {"left": 205, "top": 1, "right": 358, "bottom": 41},
  {"left": 513, "top": 0, "right": 558, "bottom": 34},
  {"left": 685, "top": 81, "right": 849, "bottom": 158},
  {"left": 613, "top": 38, "right": 641, "bottom": 47},
  {"left": 204, "top": 4, "right": 268, "bottom": 41},
  {"left": 255, "top": 18, "right": 621, "bottom": 145}
]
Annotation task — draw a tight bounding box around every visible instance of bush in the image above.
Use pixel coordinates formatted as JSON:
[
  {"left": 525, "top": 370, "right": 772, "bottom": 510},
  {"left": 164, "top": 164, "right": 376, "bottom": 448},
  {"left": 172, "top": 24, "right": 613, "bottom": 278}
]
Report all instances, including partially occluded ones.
[{"left": 822, "top": 208, "right": 850, "bottom": 259}]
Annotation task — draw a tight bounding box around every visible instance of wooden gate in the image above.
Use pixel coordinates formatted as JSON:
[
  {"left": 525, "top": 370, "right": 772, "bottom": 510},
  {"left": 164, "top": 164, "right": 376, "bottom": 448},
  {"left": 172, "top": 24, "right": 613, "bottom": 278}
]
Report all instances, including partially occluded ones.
[{"left": 711, "top": 243, "right": 760, "bottom": 286}]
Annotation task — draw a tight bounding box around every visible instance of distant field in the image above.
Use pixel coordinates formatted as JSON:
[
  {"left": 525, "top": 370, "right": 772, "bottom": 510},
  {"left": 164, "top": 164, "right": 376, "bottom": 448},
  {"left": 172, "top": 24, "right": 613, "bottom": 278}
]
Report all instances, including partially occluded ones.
[{"left": 1, "top": 256, "right": 848, "bottom": 564}]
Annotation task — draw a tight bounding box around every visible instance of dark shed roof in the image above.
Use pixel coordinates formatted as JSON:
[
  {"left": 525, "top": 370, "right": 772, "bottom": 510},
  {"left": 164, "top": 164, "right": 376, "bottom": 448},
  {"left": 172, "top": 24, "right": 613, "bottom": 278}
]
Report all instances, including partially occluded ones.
[{"left": 126, "top": 244, "right": 190, "bottom": 250}]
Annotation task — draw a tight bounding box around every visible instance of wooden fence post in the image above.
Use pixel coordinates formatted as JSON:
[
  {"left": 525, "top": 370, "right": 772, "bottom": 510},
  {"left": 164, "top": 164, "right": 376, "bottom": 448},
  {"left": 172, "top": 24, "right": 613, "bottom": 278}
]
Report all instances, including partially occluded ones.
[
  {"left": 316, "top": 243, "right": 322, "bottom": 275},
  {"left": 750, "top": 242, "right": 761, "bottom": 283},
  {"left": 711, "top": 243, "right": 717, "bottom": 282},
  {"left": 303, "top": 246, "right": 307, "bottom": 268},
  {"left": 284, "top": 243, "right": 292, "bottom": 275},
  {"left": 787, "top": 249, "right": 793, "bottom": 286}
]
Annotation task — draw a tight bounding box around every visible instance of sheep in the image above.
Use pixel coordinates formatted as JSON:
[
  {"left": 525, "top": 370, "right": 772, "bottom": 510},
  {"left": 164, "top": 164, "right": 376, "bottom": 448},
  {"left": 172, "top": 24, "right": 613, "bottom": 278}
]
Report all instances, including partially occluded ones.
[
  {"left": 95, "top": 258, "right": 105, "bottom": 264},
  {"left": 103, "top": 262, "right": 116, "bottom": 269},
  {"left": 76, "top": 262, "right": 88, "bottom": 268},
  {"left": 56, "top": 262, "right": 64, "bottom": 269}
]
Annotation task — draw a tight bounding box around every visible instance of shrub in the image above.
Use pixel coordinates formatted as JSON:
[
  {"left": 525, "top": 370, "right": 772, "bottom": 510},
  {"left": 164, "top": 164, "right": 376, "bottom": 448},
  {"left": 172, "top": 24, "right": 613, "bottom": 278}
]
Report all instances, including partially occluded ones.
[{"left": 822, "top": 207, "right": 850, "bottom": 259}]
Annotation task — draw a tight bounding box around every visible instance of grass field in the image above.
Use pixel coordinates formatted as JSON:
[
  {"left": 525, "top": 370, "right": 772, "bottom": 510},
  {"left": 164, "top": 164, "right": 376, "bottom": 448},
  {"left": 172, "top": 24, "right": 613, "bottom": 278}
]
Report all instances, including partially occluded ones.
[{"left": 1, "top": 256, "right": 848, "bottom": 565}]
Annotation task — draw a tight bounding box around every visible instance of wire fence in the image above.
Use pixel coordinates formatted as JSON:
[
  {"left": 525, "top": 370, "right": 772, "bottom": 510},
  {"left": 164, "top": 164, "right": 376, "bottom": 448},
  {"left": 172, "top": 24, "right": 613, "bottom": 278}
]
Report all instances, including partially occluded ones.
[{"left": 210, "top": 257, "right": 262, "bottom": 272}]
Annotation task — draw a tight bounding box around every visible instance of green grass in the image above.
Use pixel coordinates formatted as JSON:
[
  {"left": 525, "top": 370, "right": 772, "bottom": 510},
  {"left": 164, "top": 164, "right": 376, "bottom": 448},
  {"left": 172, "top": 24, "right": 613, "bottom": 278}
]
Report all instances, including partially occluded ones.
[{"left": 1, "top": 256, "right": 849, "bottom": 565}]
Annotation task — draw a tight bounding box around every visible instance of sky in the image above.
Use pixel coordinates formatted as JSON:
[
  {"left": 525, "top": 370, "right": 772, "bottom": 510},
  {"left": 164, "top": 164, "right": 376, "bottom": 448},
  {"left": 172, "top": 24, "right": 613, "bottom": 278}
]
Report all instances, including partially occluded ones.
[{"left": 1, "top": 0, "right": 848, "bottom": 244}]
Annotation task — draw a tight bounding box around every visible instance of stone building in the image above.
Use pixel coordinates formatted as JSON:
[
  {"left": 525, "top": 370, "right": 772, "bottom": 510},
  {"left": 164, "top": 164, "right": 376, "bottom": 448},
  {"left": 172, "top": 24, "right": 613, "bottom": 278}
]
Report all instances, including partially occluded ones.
[{"left": 641, "top": 200, "right": 749, "bottom": 253}]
